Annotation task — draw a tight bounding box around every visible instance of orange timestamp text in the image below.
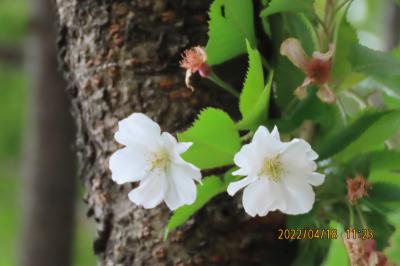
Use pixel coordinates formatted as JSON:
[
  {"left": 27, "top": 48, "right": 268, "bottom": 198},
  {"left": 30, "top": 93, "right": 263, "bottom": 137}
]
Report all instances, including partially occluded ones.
[{"left": 277, "top": 228, "right": 338, "bottom": 240}]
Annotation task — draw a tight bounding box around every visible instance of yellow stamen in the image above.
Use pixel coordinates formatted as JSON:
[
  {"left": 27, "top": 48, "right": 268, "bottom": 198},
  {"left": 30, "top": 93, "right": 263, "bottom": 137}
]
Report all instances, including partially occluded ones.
[{"left": 260, "top": 155, "right": 283, "bottom": 182}]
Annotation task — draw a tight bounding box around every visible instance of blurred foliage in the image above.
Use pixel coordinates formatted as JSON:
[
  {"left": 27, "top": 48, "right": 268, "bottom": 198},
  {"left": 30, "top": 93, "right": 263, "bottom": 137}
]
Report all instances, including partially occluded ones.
[
  {"left": 0, "top": 65, "right": 26, "bottom": 157},
  {"left": 0, "top": 0, "right": 95, "bottom": 265},
  {"left": 0, "top": 0, "right": 27, "bottom": 44}
]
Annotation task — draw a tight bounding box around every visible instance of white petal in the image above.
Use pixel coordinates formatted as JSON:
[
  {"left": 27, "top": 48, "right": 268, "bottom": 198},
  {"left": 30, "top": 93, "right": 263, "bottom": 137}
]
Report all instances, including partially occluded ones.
[
  {"left": 281, "top": 139, "right": 314, "bottom": 173},
  {"left": 233, "top": 143, "right": 260, "bottom": 176},
  {"left": 160, "top": 132, "right": 194, "bottom": 166},
  {"left": 128, "top": 170, "right": 167, "bottom": 209},
  {"left": 253, "top": 126, "right": 286, "bottom": 158},
  {"left": 308, "top": 172, "right": 325, "bottom": 186},
  {"left": 242, "top": 179, "right": 275, "bottom": 217},
  {"left": 307, "top": 149, "right": 318, "bottom": 161},
  {"left": 109, "top": 147, "right": 148, "bottom": 184},
  {"left": 282, "top": 176, "right": 315, "bottom": 215},
  {"left": 227, "top": 176, "right": 256, "bottom": 196},
  {"left": 115, "top": 113, "right": 161, "bottom": 148},
  {"left": 165, "top": 164, "right": 198, "bottom": 208},
  {"left": 252, "top": 126, "right": 270, "bottom": 142},
  {"left": 232, "top": 168, "right": 248, "bottom": 176},
  {"left": 271, "top": 126, "right": 281, "bottom": 141},
  {"left": 176, "top": 142, "right": 192, "bottom": 154}
]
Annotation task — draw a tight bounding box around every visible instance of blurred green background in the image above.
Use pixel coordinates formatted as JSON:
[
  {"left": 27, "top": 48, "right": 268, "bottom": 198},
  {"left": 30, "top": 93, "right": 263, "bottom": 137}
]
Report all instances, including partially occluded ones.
[
  {"left": 0, "top": 0, "right": 398, "bottom": 265},
  {"left": 0, "top": 0, "right": 95, "bottom": 265}
]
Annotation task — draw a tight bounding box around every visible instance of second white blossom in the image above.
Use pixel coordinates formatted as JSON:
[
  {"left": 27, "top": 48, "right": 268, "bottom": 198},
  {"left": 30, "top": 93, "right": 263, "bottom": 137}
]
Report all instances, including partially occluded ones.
[{"left": 227, "top": 126, "right": 325, "bottom": 217}]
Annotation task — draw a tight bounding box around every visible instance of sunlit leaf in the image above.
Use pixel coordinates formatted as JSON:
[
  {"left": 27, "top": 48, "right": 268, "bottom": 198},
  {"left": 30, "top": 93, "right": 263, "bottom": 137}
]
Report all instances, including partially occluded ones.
[
  {"left": 178, "top": 108, "right": 240, "bottom": 169},
  {"left": 260, "top": 0, "right": 315, "bottom": 18},
  {"left": 206, "top": 0, "right": 256, "bottom": 65}
]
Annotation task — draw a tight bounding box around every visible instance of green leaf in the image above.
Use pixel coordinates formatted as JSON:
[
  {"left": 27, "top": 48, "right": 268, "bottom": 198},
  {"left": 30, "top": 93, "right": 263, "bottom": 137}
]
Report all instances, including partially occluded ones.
[
  {"left": 368, "top": 151, "right": 400, "bottom": 185},
  {"left": 178, "top": 108, "right": 240, "bottom": 169},
  {"left": 260, "top": 0, "right": 315, "bottom": 18},
  {"left": 332, "top": 19, "right": 358, "bottom": 84},
  {"left": 369, "top": 182, "right": 400, "bottom": 202},
  {"left": 164, "top": 175, "right": 226, "bottom": 238},
  {"left": 237, "top": 41, "right": 273, "bottom": 130},
  {"left": 349, "top": 44, "right": 400, "bottom": 97},
  {"left": 239, "top": 41, "right": 264, "bottom": 116},
  {"left": 369, "top": 150, "right": 400, "bottom": 172},
  {"left": 206, "top": 0, "right": 256, "bottom": 65},
  {"left": 237, "top": 71, "right": 274, "bottom": 130},
  {"left": 336, "top": 110, "right": 400, "bottom": 161},
  {"left": 323, "top": 222, "right": 349, "bottom": 266},
  {"left": 284, "top": 13, "right": 319, "bottom": 55},
  {"left": 316, "top": 110, "right": 397, "bottom": 160},
  {"left": 386, "top": 224, "right": 400, "bottom": 265}
]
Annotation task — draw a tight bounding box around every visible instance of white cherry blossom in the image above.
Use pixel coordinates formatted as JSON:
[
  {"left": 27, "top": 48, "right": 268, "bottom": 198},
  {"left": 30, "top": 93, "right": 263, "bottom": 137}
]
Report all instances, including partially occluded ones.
[
  {"left": 227, "top": 126, "right": 325, "bottom": 217},
  {"left": 109, "top": 113, "right": 201, "bottom": 210}
]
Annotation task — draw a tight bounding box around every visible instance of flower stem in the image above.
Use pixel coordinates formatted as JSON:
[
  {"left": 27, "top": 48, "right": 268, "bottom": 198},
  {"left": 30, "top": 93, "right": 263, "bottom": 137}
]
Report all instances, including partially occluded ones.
[
  {"left": 207, "top": 73, "right": 240, "bottom": 97},
  {"left": 355, "top": 205, "right": 368, "bottom": 229},
  {"left": 261, "top": 56, "right": 271, "bottom": 70},
  {"left": 347, "top": 202, "right": 355, "bottom": 227},
  {"left": 334, "top": 0, "right": 353, "bottom": 15}
]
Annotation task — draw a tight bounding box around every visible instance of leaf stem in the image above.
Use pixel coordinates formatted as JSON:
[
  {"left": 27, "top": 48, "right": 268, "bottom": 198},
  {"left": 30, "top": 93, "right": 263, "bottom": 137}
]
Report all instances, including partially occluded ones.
[
  {"left": 207, "top": 73, "right": 240, "bottom": 97},
  {"left": 240, "top": 131, "right": 254, "bottom": 142}
]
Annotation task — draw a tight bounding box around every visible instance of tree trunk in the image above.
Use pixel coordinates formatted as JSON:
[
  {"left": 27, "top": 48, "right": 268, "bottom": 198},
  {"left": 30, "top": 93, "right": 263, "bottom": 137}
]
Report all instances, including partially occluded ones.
[
  {"left": 386, "top": 0, "right": 400, "bottom": 50},
  {"left": 20, "top": 0, "right": 76, "bottom": 266},
  {"left": 56, "top": 1, "right": 294, "bottom": 265}
]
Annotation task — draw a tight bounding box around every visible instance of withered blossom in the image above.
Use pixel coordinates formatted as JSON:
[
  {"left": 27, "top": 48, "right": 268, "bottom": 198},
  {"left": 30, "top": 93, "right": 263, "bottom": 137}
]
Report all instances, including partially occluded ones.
[
  {"left": 280, "top": 38, "right": 336, "bottom": 104},
  {"left": 180, "top": 46, "right": 211, "bottom": 91},
  {"left": 347, "top": 175, "right": 369, "bottom": 204}
]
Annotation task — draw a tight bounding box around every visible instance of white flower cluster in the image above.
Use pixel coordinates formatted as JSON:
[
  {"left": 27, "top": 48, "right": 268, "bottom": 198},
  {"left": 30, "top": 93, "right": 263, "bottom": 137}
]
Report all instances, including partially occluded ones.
[{"left": 109, "top": 113, "right": 325, "bottom": 216}]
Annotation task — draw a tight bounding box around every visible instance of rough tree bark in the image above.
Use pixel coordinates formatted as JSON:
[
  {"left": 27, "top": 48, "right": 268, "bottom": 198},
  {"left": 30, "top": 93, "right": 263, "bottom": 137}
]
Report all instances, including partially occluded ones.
[
  {"left": 20, "top": 0, "right": 76, "bottom": 265},
  {"left": 56, "top": 1, "right": 294, "bottom": 265}
]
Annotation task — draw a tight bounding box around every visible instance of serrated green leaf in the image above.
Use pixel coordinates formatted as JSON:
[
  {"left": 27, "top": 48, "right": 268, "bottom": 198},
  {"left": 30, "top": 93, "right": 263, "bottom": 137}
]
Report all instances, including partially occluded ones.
[
  {"left": 260, "top": 0, "right": 315, "bottom": 18},
  {"left": 316, "top": 110, "right": 395, "bottom": 160},
  {"left": 237, "top": 70, "right": 274, "bottom": 130},
  {"left": 336, "top": 110, "right": 400, "bottom": 161},
  {"left": 178, "top": 108, "right": 240, "bottom": 169},
  {"left": 239, "top": 40, "right": 264, "bottom": 116},
  {"left": 206, "top": 0, "right": 256, "bottom": 65},
  {"left": 349, "top": 44, "right": 400, "bottom": 97},
  {"left": 164, "top": 175, "right": 226, "bottom": 238}
]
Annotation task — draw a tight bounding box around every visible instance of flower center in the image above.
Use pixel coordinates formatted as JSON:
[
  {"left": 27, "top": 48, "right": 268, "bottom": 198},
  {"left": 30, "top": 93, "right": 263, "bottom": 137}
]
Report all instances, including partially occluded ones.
[
  {"left": 148, "top": 149, "right": 170, "bottom": 172},
  {"left": 260, "top": 155, "right": 284, "bottom": 182},
  {"left": 306, "top": 58, "right": 331, "bottom": 84}
]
